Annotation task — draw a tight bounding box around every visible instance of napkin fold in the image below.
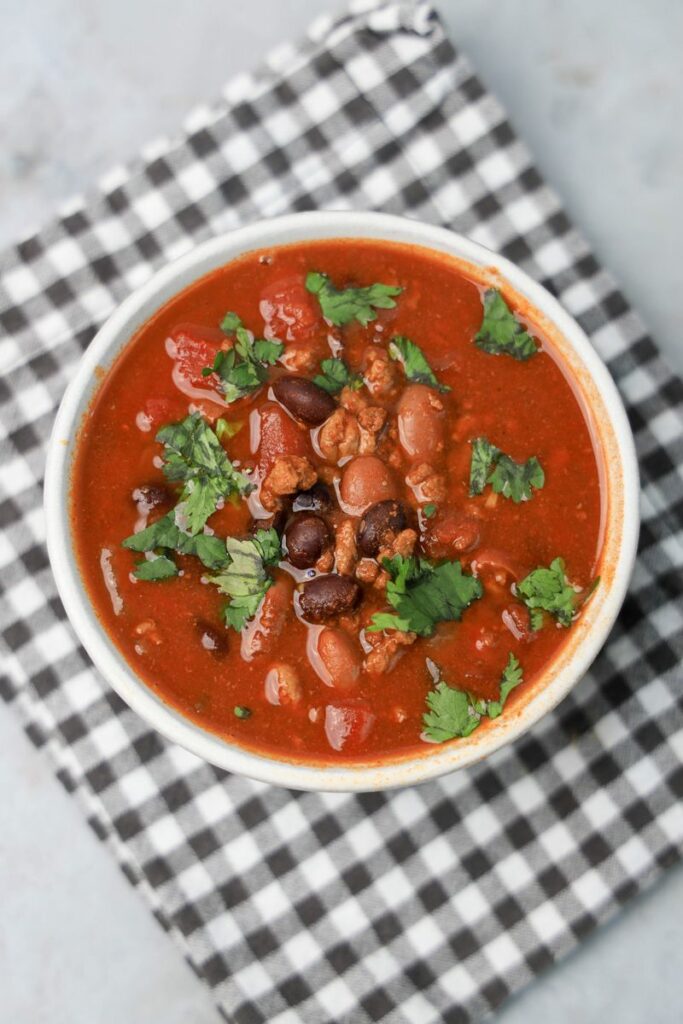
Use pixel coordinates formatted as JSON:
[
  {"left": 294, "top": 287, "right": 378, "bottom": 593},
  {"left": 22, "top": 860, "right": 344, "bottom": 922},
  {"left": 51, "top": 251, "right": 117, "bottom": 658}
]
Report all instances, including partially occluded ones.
[{"left": 1, "top": 2, "right": 682, "bottom": 1022}]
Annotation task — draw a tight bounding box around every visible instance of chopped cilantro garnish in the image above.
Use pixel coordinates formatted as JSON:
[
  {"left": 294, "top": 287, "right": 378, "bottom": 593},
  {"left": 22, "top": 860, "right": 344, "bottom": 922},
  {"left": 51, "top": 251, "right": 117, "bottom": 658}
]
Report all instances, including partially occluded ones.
[
  {"left": 203, "top": 312, "right": 283, "bottom": 402},
  {"left": 313, "top": 357, "right": 363, "bottom": 395},
  {"left": 422, "top": 653, "right": 524, "bottom": 742},
  {"left": 122, "top": 413, "right": 252, "bottom": 578},
  {"left": 474, "top": 289, "right": 539, "bottom": 360},
  {"left": 123, "top": 513, "right": 230, "bottom": 570},
  {"left": 234, "top": 705, "right": 252, "bottom": 720},
  {"left": 132, "top": 555, "right": 178, "bottom": 582},
  {"left": 388, "top": 336, "right": 450, "bottom": 392},
  {"left": 156, "top": 413, "right": 253, "bottom": 535},
  {"left": 305, "top": 271, "right": 402, "bottom": 326},
  {"left": 423, "top": 503, "right": 437, "bottom": 519},
  {"left": 367, "top": 555, "right": 483, "bottom": 637},
  {"left": 469, "top": 436, "right": 544, "bottom": 503},
  {"left": 210, "top": 528, "right": 282, "bottom": 632},
  {"left": 423, "top": 682, "right": 482, "bottom": 741},
  {"left": 486, "top": 654, "right": 523, "bottom": 718},
  {"left": 516, "top": 557, "right": 597, "bottom": 629}
]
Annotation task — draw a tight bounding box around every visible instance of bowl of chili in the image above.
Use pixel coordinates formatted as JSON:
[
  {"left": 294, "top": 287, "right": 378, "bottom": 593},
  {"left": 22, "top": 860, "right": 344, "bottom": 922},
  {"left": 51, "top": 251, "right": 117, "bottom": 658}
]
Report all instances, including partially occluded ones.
[{"left": 45, "top": 211, "right": 639, "bottom": 791}]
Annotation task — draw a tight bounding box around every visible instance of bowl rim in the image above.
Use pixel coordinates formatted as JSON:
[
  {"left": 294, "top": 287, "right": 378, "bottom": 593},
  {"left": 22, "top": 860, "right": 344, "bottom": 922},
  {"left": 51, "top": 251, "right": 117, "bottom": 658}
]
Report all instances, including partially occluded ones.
[{"left": 44, "top": 210, "right": 640, "bottom": 791}]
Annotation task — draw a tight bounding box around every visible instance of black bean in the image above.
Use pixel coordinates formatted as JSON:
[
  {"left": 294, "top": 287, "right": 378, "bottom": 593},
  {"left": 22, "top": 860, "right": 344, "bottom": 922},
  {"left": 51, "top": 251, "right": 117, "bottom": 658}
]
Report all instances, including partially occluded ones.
[
  {"left": 284, "top": 513, "right": 331, "bottom": 569},
  {"left": 272, "top": 376, "right": 336, "bottom": 425},
  {"left": 357, "top": 499, "right": 407, "bottom": 557},
  {"left": 131, "top": 483, "right": 172, "bottom": 514},
  {"left": 195, "top": 620, "right": 228, "bottom": 658},
  {"left": 292, "top": 482, "right": 333, "bottom": 513},
  {"left": 299, "top": 574, "right": 362, "bottom": 622}
]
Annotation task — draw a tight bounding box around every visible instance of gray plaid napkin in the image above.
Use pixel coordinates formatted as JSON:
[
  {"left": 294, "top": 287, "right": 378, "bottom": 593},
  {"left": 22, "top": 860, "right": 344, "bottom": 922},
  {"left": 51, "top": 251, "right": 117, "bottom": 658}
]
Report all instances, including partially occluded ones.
[{"left": 1, "top": 2, "right": 682, "bottom": 1022}]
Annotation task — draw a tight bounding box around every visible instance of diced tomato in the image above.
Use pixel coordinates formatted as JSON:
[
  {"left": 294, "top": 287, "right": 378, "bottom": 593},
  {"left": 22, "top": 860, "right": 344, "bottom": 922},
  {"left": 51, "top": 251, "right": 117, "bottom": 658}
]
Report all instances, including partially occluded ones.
[
  {"left": 251, "top": 401, "right": 312, "bottom": 474},
  {"left": 324, "top": 701, "right": 376, "bottom": 753},
  {"left": 259, "top": 275, "right": 321, "bottom": 342},
  {"left": 135, "top": 397, "right": 175, "bottom": 433},
  {"left": 166, "top": 324, "right": 226, "bottom": 392}
]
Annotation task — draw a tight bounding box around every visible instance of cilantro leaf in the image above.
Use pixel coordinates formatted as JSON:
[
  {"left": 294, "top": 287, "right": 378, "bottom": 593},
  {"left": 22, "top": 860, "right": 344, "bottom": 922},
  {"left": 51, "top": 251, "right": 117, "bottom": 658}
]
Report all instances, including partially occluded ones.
[
  {"left": 367, "top": 555, "right": 483, "bottom": 637},
  {"left": 305, "top": 271, "right": 402, "bottom": 327},
  {"left": 489, "top": 454, "right": 544, "bottom": 503},
  {"left": 313, "top": 357, "right": 362, "bottom": 395},
  {"left": 123, "top": 512, "right": 181, "bottom": 553},
  {"left": 210, "top": 528, "right": 282, "bottom": 632},
  {"left": 156, "top": 413, "right": 253, "bottom": 534},
  {"left": 423, "top": 683, "right": 481, "bottom": 741},
  {"left": 133, "top": 555, "right": 178, "bottom": 581},
  {"left": 487, "top": 654, "right": 523, "bottom": 718},
  {"left": 204, "top": 313, "right": 283, "bottom": 403},
  {"left": 469, "top": 436, "right": 545, "bottom": 503},
  {"left": 516, "top": 557, "right": 581, "bottom": 628},
  {"left": 423, "top": 653, "right": 525, "bottom": 741},
  {"left": 123, "top": 511, "right": 230, "bottom": 570},
  {"left": 422, "top": 503, "right": 437, "bottom": 519},
  {"left": 122, "top": 413, "right": 252, "bottom": 574},
  {"left": 388, "top": 336, "right": 450, "bottom": 392},
  {"left": 475, "top": 289, "right": 539, "bottom": 360},
  {"left": 469, "top": 437, "right": 499, "bottom": 496}
]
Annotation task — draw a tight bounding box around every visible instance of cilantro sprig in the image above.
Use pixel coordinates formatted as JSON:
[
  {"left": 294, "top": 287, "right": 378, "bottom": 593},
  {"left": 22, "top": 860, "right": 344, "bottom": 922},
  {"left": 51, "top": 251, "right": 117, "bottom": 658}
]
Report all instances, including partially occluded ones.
[
  {"left": 469, "top": 436, "right": 545, "bottom": 503},
  {"left": 475, "top": 289, "right": 539, "bottom": 360},
  {"left": 124, "top": 514, "right": 230, "bottom": 570},
  {"left": 210, "top": 528, "right": 282, "bottom": 631},
  {"left": 132, "top": 555, "right": 179, "bottom": 582},
  {"left": 516, "top": 557, "right": 598, "bottom": 630},
  {"left": 203, "top": 312, "right": 283, "bottom": 403},
  {"left": 313, "top": 357, "right": 363, "bottom": 395},
  {"left": 367, "top": 555, "right": 483, "bottom": 637},
  {"left": 422, "top": 654, "right": 523, "bottom": 742},
  {"left": 122, "top": 413, "right": 252, "bottom": 579},
  {"left": 305, "top": 271, "right": 402, "bottom": 327},
  {"left": 388, "top": 336, "right": 450, "bottom": 392},
  {"left": 156, "top": 413, "right": 253, "bottom": 535}
]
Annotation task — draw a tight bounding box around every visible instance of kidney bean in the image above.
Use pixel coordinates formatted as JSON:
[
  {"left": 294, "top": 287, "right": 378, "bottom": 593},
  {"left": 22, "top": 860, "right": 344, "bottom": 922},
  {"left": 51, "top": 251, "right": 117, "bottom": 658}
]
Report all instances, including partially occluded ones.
[
  {"left": 471, "top": 547, "right": 525, "bottom": 583},
  {"left": 397, "top": 383, "right": 445, "bottom": 462},
  {"left": 313, "top": 627, "right": 362, "bottom": 690},
  {"left": 292, "top": 482, "right": 333, "bottom": 513},
  {"left": 284, "top": 513, "right": 331, "bottom": 569},
  {"left": 299, "top": 574, "right": 361, "bottom": 622},
  {"left": 339, "top": 455, "right": 398, "bottom": 515},
  {"left": 264, "top": 663, "right": 303, "bottom": 705},
  {"left": 423, "top": 511, "right": 480, "bottom": 559},
  {"left": 195, "top": 620, "right": 228, "bottom": 658},
  {"left": 272, "top": 376, "right": 336, "bottom": 425},
  {"left": 502, "top": 605, "right": 535, "bottom": 643},
  {"left": 357, "top": 499, "right": 407, "bottom": 557},
  {"left": 131, "top": 483, "right": 172, "bottom": 515},
  {"left": 241, "top": 576, "right": 293, "bottom": 660}
]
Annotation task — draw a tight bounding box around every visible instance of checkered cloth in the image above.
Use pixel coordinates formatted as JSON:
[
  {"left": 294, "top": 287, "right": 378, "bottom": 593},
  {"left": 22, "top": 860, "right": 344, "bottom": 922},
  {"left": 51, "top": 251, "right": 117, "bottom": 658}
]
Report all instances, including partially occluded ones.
[{"left": 1, "top": 2, "right": 682, "bottom": 1021}]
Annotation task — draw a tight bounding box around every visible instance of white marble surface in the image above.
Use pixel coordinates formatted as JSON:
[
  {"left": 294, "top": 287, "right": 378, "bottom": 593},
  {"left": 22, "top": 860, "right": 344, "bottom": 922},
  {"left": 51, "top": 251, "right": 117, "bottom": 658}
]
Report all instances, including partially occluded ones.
[{"left": 2, "top": 2, "right": 682, "bottom": 1022}]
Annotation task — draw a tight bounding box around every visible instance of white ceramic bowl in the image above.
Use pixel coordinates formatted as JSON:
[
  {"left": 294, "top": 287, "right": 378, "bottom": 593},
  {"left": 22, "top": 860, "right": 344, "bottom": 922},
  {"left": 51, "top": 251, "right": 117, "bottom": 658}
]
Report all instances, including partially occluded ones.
[{"left": 45, "top": 211, "right": 639, "bottom": 791}]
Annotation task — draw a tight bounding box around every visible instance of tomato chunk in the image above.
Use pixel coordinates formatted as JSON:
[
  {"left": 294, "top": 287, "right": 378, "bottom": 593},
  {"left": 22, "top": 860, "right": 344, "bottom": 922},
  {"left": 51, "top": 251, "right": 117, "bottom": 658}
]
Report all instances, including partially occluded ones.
[
  {"left": 259, "top": 275, "right": 321, "bottom": 342},
  {"left": 166, "top": 324, "right": 225, "bottom": 394},
  {"left": 324, "top": 701, "right": 376, "bottom": 753},
  {"left": 252, "top": 401, "right": 313, "bottom": 474}
]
